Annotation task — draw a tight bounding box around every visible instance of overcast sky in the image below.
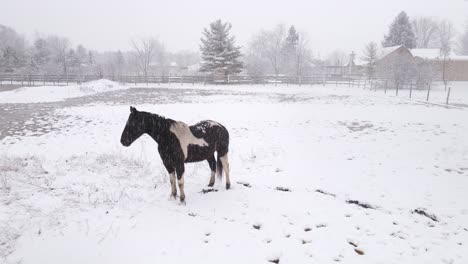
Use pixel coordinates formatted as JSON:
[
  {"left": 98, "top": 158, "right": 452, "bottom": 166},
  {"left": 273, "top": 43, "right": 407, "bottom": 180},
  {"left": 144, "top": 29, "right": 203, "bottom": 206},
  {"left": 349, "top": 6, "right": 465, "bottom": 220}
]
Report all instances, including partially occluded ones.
[{"left": 2, "top": 0, "right": 468, "bottom": 57}]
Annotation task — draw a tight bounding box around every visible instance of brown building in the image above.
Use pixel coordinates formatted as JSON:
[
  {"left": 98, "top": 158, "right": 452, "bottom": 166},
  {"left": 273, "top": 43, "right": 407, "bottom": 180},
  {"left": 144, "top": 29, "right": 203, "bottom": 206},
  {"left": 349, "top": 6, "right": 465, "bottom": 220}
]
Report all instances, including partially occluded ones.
[{"left": 376, "top": 45, "right": 468, "bottom": 81}]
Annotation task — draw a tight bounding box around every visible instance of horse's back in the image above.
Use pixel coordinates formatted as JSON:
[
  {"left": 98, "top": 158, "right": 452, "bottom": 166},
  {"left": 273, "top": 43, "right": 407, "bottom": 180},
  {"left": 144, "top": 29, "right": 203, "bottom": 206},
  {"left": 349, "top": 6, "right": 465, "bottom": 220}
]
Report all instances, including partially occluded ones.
[{"left": 190, "top": 120, "right": 229, "bottom": 149}]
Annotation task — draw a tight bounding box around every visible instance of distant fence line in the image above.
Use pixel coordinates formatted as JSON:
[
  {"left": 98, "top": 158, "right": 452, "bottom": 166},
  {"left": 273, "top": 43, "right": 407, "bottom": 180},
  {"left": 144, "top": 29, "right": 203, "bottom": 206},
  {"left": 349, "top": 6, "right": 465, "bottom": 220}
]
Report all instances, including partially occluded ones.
[
  {"left": 0, "top": 74, "right": 368, "bottom": 87},
  {"left": 0, "top": 74, "right": 463, "bottom": 107}
]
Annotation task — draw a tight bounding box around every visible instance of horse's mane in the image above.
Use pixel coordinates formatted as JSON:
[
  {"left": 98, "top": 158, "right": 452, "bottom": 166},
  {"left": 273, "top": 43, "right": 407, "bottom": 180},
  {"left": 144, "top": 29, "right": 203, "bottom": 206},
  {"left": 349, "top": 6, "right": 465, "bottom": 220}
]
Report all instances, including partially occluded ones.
[{"left": 138, "top": 111, "right": 167, "bottom": 121}]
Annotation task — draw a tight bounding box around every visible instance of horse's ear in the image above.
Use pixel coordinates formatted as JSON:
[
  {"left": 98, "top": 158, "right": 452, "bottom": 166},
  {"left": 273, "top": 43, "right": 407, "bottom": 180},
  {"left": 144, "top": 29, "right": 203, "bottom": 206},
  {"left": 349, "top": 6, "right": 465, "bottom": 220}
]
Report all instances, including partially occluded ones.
[{"left": 130, "top": 106, "right": 137, "bottom": 113}]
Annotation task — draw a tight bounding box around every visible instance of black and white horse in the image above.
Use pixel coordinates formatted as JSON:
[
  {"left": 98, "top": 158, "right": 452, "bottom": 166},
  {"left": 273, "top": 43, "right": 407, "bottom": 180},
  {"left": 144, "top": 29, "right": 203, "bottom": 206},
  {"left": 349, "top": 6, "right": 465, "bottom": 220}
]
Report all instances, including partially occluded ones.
[{"left": 120, "top": 106, "right": 230, "bottom": 203}]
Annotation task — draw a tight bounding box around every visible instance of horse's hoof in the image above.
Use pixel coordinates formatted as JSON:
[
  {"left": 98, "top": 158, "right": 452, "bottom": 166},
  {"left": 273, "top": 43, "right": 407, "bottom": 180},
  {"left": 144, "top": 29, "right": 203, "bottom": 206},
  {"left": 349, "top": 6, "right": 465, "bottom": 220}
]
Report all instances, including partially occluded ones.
[
  {"left": 179, "top": 198, "right": 186, "bottom": 205},
  {"left": 169, "top": 194, "right": 177, "bottom": 200},
  {"left": 226, "top": 183, "right": 231, "bottom": 190},
  {"left": 207, "top": 183, "right": 214, "bottom": 187}
]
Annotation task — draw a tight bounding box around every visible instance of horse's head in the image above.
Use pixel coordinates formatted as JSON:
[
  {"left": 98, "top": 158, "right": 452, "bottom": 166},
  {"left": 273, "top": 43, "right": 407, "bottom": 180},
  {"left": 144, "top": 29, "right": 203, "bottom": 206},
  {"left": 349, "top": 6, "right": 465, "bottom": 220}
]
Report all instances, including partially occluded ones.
[{"left": 121, "top": 106, "right": 145, "bottom": 147}]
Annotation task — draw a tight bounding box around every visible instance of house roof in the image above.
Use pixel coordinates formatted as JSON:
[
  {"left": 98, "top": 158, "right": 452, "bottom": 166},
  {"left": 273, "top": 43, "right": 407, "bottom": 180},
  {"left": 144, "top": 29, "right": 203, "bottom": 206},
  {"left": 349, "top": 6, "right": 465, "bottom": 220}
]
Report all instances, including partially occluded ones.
[
  {"left": 410, "top": 49, "right": 443, "bottom": 60},
  {"left": 377, "top": 45, "right": 468, "bottom": 62},
  {"left": 379, "top": 45, "right": 404, "bottom": 59},
  {"left": 410, "top": 49, "right": 468, "bottom": 61}
]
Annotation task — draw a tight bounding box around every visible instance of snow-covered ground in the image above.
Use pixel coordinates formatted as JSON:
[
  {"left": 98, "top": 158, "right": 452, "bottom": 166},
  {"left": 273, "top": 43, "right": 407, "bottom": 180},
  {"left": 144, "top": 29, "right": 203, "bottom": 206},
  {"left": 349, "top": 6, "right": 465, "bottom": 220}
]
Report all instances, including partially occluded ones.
[
  {"left": 0, "top": 79, "right": 128, "bottom": 104},
  {"left": 1, "top": 81, "right": 468, "bottom": 263}
]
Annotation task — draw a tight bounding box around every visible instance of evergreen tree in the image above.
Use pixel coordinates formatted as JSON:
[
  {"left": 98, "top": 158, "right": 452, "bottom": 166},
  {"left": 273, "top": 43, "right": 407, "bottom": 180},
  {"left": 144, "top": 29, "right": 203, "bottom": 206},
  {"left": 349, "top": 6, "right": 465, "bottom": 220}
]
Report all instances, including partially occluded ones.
[
  {"left": 284, "top": 26, "right": 299, "bottom": 53},
  {"left": 382, "top": 11, "right": 416, "bottom": 48},
  {"left": 199, "top": 19, "right": 243, "bottom": 76},
  {"left": 282, "top": 25, "right": 299, "bottom": 75},
  {"left": 75, "top": 45, "right": 88, "bottom": 66}
]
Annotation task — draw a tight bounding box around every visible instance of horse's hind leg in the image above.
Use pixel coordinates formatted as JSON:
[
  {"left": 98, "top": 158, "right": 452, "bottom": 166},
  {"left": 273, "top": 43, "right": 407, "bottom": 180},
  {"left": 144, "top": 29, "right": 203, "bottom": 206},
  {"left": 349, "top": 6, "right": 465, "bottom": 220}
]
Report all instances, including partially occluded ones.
[
  {"left": 219, "top": 153, "right": 231, "bottom": 190},
  {"left": 169, "top": 172, "right": 177, "bottom": 199},
  {"left": 176, "top": 164, "right": 186, "bottom": 204},
  {"left": 207, "top": 155, "right": 216, "bottom": 187}
]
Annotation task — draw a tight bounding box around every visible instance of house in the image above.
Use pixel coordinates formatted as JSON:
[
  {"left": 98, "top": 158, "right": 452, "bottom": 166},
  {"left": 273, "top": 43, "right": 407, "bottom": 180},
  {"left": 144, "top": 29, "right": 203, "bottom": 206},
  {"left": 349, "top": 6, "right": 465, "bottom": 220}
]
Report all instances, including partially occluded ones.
[
  {"left": 376, "top": 45, "right": 468, "bottom": 81},
  {"left": 411, "top": 49, "right": 468, "bottom": 81}
]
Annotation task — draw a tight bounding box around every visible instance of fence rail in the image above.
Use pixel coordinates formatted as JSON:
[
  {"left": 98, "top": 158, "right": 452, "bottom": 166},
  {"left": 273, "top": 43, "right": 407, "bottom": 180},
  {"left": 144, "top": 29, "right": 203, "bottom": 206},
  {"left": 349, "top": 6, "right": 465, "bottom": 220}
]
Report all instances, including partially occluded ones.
[
  {"left": 0, "top": 74, "right": 369, "bottom": 87},
  {"left": 0, "top": 74, "right": 464, "bottom": 107}
]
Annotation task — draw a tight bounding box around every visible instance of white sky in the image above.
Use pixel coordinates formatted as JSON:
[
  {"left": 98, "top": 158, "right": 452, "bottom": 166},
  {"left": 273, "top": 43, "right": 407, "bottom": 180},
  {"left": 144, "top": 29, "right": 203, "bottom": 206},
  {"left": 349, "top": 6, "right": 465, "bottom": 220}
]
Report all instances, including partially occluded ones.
[{"left": 2, "top": 0, "right": 468, "bottom": 57}]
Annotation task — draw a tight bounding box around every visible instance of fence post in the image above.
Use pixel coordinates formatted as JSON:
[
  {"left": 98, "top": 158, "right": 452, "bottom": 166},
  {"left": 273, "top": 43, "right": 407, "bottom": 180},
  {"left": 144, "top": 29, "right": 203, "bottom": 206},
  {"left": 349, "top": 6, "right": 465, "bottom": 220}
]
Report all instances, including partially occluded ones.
[
  {"left": 446, "top": 86, "right": 451, "bottom": 105},
  {"left": 426, "top": 84, "right": 431, "bottom": 101},
  {"left": 396, "top": 84, "right": 399, "bottom": 96}
]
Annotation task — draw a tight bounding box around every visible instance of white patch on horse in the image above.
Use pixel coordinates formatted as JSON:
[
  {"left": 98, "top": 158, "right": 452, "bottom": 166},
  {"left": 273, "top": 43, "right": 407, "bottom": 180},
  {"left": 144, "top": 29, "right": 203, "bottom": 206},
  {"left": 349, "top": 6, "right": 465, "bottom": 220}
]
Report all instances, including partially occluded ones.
[{"left": 170, "top": 121, "right": 208, "bottom": 160}]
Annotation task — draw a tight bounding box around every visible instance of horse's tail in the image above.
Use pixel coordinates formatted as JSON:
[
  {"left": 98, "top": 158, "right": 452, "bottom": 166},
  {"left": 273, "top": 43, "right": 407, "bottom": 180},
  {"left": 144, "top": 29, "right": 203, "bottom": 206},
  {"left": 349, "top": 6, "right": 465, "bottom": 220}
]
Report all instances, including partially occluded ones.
[{"left": 216, "top": 155, "right": 223, "bottom": 180}]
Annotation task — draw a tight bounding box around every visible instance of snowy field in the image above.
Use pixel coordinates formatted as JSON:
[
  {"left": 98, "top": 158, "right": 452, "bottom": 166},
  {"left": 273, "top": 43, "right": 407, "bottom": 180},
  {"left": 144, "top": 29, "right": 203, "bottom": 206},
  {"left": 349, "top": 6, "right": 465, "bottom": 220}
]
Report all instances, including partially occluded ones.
[{"left": 1, "top": 80, "right": 468, "bottom": 263}]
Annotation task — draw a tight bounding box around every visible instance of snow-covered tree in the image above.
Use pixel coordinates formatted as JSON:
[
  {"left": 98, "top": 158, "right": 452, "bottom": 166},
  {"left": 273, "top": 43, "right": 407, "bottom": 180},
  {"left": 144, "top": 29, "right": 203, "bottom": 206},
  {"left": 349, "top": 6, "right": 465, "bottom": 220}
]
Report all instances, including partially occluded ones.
[
  {"left": 32, "top": 37, "right": 51, "bottom": 68},
  {"left": 47, "top": 36, "right": 71, "bottom": 75},
  {"left": 361, "top": 42, "right": 378, "bottom": 79},
  {"left": 199, "top": 19, "right": 243, "bottom": 77},
  {"left": 0, "top": 25, "right": 27, "bottom": 72},
  {"left": 412, "top": 17, "right": 439, "bottom": 48},
  {"left": 458, "top": 21, "right": 468, "bottom": 55},
  {"left": 382, "top": 11, "right": 416, "bottom": 48}
]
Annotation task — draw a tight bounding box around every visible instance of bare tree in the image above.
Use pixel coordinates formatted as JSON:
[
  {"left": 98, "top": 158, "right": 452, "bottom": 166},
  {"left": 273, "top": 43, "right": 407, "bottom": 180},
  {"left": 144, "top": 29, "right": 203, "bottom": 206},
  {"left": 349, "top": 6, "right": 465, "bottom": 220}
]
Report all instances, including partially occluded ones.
[
  {"left": 48, "top": 36, "right": 70, "bottom": 75},
  {"left": 412, "top": 17, "right": 439, "bottom": 48},
  {"left": 438, "top": 20, "right": 454, "bottom": 89},
  {"left": 361, "top": 42, "right": 378, "bottom": 79},
  {"left": 326, "top": 50, "right": 348, "bottom": 66},
  {"left": 459, "top": 21, "right": 468, "bottom": 55},
  {"left": 115, "top": 50, "right": 125, "bottom": 79},
  {"left": 259, "top": 24, "right": 286, "bottom": 78},
  {"left": 131, "top": 37, "right": 160, "bottom": 79},
  {"left": 244, "top": 35, "right": 270, "bottom": 78},
  {"left": 294, "top": 32, "right": 313, "bottom": 77}
]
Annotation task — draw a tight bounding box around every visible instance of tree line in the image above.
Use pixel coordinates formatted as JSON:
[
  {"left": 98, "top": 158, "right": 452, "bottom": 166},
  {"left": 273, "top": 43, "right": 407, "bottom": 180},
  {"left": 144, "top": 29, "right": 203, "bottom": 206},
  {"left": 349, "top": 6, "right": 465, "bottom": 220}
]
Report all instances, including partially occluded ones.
[
  {"left": 0, "top": 25, "right": 199, "bottom": 77},
  {"left": 1, "top": 12, "right": 468, "bottom": 80}
]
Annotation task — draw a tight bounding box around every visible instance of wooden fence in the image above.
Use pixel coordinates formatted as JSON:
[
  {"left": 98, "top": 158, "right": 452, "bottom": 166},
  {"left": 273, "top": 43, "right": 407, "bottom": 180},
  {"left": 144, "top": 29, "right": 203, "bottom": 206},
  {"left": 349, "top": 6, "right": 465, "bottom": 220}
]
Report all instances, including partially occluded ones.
[
  {"left": 1, "top": 74, "right": 461, "bottom": 106},
  {"left": 0, "top": 74, "right": 369, "bottom": 87}
]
